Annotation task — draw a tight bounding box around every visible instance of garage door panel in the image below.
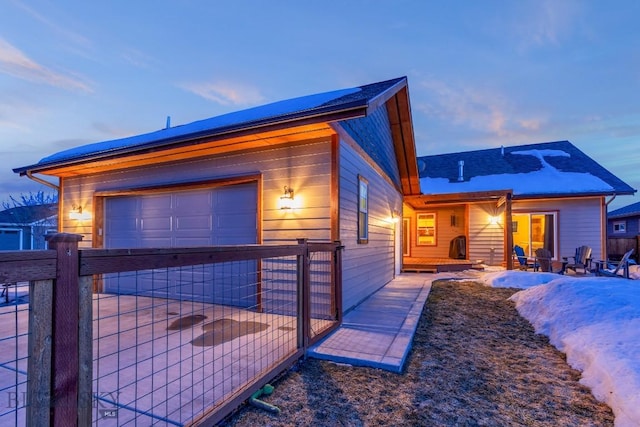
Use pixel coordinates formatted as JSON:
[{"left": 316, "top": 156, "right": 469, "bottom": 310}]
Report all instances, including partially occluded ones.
[
  {"left": 175, "top": 215, "right": 211, "bottom": 231},
  {"left": 141, "top": 194, "right": 173, "bottom": 209},
  {"left": 104, "top": 182, "right": 258, "bottom": 304},
  {"left": 140, "top": 217, "right": 172, "bottom": 232},
  {"left": 175, "top": 192, "right": 212, "bottom": 212}
]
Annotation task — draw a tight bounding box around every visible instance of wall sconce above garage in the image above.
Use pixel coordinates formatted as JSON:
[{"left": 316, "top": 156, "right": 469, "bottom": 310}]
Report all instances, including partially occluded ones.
[
  {"left": 279, "top": 186, "right": 295, "bottom": 210},
  {"left": 69, "top": 204, "right": 91, "bottom": 221}
]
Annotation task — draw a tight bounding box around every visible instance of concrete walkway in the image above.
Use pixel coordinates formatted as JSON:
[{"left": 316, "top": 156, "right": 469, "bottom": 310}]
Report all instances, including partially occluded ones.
[{"left": 308, "top": 273, "right": 433, "bottom": 373}]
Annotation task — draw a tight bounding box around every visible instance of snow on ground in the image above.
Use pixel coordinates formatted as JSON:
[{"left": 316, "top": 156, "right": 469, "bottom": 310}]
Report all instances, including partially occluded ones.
[{"left": 441, "top": 269, "right": 640, "bottom": 427}]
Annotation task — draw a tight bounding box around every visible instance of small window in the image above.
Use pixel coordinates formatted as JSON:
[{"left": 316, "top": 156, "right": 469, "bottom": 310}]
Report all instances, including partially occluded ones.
[
  {"left": 613, "top": 221, "right": 626, "bottom": 233},
  {"left": 357, "top": 176, "right": 368, "bottom": 244},
  {"left": 416, "top": 213, "right": 436, "bottom": 246}
]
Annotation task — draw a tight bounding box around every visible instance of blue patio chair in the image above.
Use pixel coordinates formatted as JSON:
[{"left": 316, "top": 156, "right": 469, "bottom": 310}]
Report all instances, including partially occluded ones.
[{"left": 514, "top": 245, "right": 538, "bottom": 270}]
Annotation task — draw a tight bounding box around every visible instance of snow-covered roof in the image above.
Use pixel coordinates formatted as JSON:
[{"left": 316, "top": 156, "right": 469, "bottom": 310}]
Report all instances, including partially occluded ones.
[
  {"left": 14, "top": 77, "right": 407, "bottom": 175},
  {"left": 418, "top": 141, "right": 635, "bottom": 198}
]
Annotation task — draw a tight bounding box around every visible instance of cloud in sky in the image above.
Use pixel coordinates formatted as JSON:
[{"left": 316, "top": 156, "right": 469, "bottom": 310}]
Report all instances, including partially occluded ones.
[
  {"left": 416, "top": 77, "right": 547, "bottom": 140},
  {"left": 0, "top": 38, "right": 93, "bottom": 93},
  {"left": 9, "top": 0, "right": 91, "bottom": 49},
  {"left": 511, "top": 0, "right": 585, "bottom": 50},
  {"left": 180, "top": 80, "right": 265, "bottom": 106}
]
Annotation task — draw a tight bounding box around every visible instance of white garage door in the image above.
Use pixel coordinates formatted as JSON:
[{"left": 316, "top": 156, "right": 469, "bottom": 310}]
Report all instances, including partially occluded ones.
[{"left": 104, "top": 183, "right": 258, "bottom": 305}]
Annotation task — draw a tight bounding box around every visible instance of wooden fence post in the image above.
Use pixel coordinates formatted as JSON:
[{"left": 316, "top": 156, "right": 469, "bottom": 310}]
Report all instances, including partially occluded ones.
[
  {"left": 27, "top": 279, "right": 53, "bottom": 427},
  {"left": 45, "top": 233, "right": 83, "bottom": 427},
  {"left": 296, "top": 238, "right": 311, "bottom": 350},
  {"left": 333, "top": 241, "right": 343, "bottom": 324}
]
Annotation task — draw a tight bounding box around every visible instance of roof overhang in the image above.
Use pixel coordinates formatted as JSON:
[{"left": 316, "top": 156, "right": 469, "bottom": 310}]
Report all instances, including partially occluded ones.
[
  {"left": 14, "top": 101, "right": 370, "bottom": 177},
  {"left": 404, "top": 190, "right": 513, "bottom": 209},
  {"left": 385, "top": 85, "right": 421, "bottom": 196}
]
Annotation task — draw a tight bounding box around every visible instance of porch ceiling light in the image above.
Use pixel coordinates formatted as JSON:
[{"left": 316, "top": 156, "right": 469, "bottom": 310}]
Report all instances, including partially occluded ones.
[{"left": 279, "top": 186, "right": 295, "bottom": 210}]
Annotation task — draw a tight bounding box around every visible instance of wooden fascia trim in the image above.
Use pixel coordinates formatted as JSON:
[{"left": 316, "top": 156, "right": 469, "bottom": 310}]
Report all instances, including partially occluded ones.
[
  {"left": 405, "top": 190, "right": 513, "bottom": 208},
  {"left": 386, "top": 88, "right": 420, "bottom": 196},
  {"left": 34, "top": 123, "right": 337, "bottom": 178}
]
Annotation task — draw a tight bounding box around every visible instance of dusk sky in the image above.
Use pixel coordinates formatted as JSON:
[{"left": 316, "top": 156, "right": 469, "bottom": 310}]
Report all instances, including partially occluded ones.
[{"left": 2, "top": 0, "right": 639, "bottom": 209}]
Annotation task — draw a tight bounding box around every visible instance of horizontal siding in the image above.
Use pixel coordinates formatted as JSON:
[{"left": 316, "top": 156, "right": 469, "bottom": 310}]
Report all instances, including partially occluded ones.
[
  {"left": 339, "top": 140, "right": 401, "bottom": 312},
  {"left": 515, "top": 197, "right": 605, "bottom": 261},
  {"left": 468, "top": 203, "right": 505, "bottom": 266},
  {"left": 61, "top": 140, "right": 333, "bottom": 247}
]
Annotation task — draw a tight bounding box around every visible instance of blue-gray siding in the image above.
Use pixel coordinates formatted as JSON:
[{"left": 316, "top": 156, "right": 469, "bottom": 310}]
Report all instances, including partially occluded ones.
[{"left": 339, "top": 139, "right": 401, "bottom": 312}]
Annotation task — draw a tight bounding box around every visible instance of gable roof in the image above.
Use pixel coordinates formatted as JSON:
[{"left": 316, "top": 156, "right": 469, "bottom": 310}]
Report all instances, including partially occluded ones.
[
  {"left": 417, "top": 140, "right": 635, "bottom": 199},
  {"left": 0, "top": 203, "right": 58, "bottom": 225},
  {"left": 608, "top": 201, "right": 640, "bottom": 219},
  {"left": 14, "top": 77, "right": 415, "bottom": 181}
]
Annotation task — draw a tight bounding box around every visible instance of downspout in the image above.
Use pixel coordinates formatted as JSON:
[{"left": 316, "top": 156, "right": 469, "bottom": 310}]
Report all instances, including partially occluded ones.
[
  {"left": 26, "top": 171, "right": 60, "bottom": 193},
  {"left": 603, "top": 194, "right": 617, "bottom": 261},
  {"left": 605, "top": 194, "right": 617, "bottom": 207},
  {"left": 25, "top": 171, "right": 61, "bottom": 234}
]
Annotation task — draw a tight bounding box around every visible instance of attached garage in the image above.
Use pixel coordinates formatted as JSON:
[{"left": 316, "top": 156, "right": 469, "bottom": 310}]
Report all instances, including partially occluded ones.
[{"left": 103, "top": 182, "right": 258, "bottom": 304}]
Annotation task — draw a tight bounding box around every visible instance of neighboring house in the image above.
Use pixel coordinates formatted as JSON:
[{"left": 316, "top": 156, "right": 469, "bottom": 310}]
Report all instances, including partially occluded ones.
[
  {"left": 405, "top": 141, "right": 636, "bottom": 269},
  {"left": 606, "top": 201, "right": 640, "bottom": 261},
  {"left": 0, "top": 203, "right": 58, "bottom": 250},
  {"left": 14, "top": 77, "right": 420, "bottom": 313},
  {"left": 608, "top": 201, "right": 640, "bottom": 238}
]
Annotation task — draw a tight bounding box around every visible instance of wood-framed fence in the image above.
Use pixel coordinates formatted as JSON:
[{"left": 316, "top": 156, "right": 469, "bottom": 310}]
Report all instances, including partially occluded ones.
[{"left": 0, "top": 234, "right": 342, "bottom": 426}]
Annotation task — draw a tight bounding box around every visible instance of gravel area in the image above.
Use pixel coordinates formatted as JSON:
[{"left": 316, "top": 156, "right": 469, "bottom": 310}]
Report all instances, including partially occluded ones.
[{"left": 222, "top": 279, "right": 615, "bottom": 426}]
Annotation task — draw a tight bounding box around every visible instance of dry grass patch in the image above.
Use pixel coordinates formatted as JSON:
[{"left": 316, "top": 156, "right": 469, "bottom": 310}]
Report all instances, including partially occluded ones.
[{"left": 222, "top": 280, "right": 614, "bottom": 426}]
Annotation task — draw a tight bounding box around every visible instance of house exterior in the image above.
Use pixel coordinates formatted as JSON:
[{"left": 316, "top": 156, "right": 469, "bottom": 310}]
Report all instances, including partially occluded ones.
[
  {"left": 0, "top": 203, "right": 57, "bottom": 250},
  {"left": 608, "top": 201, "right": 640, "bottom": 238},
  {"left": 404, "top": 141, "right": 636, "bottom": 269},
  {"left": 606, "top": 201, "right": 640, "bottom": 261},
  {"left": 14, "top": 77, "right": 420, "bottom": 312}
]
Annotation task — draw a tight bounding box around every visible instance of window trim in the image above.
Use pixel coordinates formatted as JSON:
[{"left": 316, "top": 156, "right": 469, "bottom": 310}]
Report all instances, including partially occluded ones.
[
  {"left": 613, "top": 220, "right": 627, "bottom": 234},
  {"left": 416, "top": 212, "right": 437, "bottom": 246},
  {"left": 512, "top": 211, "right": 558, "bottom": 258},
  {"left": 357, "top": 175, "right": 368, "bottom": 244}
]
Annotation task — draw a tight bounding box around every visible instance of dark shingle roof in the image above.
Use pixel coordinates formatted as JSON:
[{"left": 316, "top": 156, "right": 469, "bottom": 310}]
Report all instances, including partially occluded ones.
[
  {"left": 417, "top": 140, "right": 635, "bottom": 198},
  {"left": 609, "top": 201, "right": 640, "bottom": 218}
]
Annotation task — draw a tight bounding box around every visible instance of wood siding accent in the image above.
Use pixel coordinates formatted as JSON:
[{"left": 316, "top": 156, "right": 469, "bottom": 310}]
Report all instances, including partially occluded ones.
[
  {"left": 60, "top": 140, "right": 333, "bottom": 248},
  {"left": 40, "top": 124, "right": 335, "bottom": 177},
  {"left": 339, "top": 140, "right": 402, "bottom": 312}
]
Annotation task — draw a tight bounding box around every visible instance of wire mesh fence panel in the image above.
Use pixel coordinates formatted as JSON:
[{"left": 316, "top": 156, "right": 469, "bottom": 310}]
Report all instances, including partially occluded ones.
[
  {"left": 0, "top": 283, "right": 30, "bottom": 427},
  {"left": 92, "top": 256, "right": 300, "bottom": 426},
  {"left": 309, "top": 252, "right": 337, "bottom": 338}
]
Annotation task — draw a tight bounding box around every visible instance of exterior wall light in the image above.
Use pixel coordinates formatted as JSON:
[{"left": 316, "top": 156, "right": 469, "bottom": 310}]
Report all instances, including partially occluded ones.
[
  {"left": 279, "top": 186, "right": 295, "bottom": 210},
  {"left": 69, "top": 205, "right": 91, "bottom": 221},
  {"left": 489, "top": 215, "right": 500, "bottom": 225}
]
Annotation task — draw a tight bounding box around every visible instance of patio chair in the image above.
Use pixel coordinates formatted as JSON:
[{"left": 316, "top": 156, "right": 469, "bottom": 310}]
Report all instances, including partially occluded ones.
[
  {"left": 534, "top": 248, "right": 564, "bottom": 274},
  {"left": 564, "top": 245, "right": 592, "bottom": 274},
  {"left": 514, "top": 245, "right": 538, "bottom": 270},
  {"left": 596, "top": 248, "right": 635, "bottom": 279}
]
